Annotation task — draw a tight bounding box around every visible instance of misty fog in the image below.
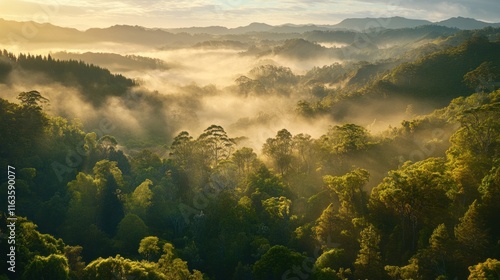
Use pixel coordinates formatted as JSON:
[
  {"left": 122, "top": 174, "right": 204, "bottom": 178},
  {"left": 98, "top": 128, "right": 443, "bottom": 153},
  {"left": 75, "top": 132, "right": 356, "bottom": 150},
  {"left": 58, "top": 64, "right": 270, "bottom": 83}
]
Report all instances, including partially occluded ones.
[{"left": 0, "top": 24, "right": 455, "bottom": 153}]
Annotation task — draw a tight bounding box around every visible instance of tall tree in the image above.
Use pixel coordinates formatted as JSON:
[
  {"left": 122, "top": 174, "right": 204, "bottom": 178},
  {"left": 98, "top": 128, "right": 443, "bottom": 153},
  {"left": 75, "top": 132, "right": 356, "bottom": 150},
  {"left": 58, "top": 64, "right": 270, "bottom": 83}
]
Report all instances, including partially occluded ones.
[
  {"left": 17, "top": 90, "right": 49, "bottom": 109},
  {"left": 447, "top": 102, "right": 500, "bottom": 205},
  {"left": 354, "top": 224, "right": 385, "bottom": 280},
  {"left": 292, "top": 133, "right": 315, "bottom": 173},
  {"left": 370, "top": 158, "right": 452, "bottom": 255},
  {"left": 138, "top": 236, "right": 160, "bottom": 261},
  {"left": 232, "top": 147, "right": 258, "bottom": 174},
  {"left": 263, "top": 129, "right": 294, "bottom": 175},
  {"left": 323, "top": 168, "right": 370, "bottom": 217},
  {"left": 454, "top": 200, "right": 490, "bottom": 270},
  {"left": 198, "top": 125, "right": 235, "bottom": 167}
]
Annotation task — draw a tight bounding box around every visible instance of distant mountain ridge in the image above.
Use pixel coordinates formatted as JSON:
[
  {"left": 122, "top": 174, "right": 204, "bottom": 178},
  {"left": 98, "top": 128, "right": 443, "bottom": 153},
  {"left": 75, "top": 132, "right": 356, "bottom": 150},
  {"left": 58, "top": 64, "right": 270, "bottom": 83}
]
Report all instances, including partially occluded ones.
[
  {"left": 330, "top": 16, "right": 432, "bottom": 30},
  {"left": 436, "top": 16, "right": 500, "bottom": 29},
  {"left": 162, "top": 16, "right": 500, "bottom": 34},
  {"left": 1, "top": 16, "right": 499, "bottom": 46}
]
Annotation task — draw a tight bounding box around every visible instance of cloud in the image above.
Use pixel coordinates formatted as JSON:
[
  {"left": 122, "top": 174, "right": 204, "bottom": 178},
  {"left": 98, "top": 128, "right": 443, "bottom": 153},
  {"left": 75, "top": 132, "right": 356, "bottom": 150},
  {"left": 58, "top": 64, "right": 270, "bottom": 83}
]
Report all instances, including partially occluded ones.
[{"left": 2, "top": 0, "right": 499, "bottom": 30}]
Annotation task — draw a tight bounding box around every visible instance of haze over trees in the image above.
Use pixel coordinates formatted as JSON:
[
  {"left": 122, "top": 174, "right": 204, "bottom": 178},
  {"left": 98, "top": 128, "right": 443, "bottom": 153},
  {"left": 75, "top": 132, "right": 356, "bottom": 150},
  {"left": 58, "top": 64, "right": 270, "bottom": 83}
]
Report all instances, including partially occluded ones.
[{"left": 1, "top": 17, "right": 500, "bottom": 279}]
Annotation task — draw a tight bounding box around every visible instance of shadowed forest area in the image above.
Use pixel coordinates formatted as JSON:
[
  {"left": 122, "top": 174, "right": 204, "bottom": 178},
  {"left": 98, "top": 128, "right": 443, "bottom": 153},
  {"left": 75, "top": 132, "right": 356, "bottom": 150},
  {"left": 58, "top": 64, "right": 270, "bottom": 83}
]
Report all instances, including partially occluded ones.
[{"left": 1, "top": 18, "right": 500, "bottom": 280}]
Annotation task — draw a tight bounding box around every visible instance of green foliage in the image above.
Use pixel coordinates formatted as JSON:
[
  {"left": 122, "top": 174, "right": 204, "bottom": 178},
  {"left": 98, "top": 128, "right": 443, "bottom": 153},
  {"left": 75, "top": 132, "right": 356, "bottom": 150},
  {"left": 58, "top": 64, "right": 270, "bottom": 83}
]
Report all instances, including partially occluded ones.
[
  {"left": 314, "top": 203, "right": 338, "bottom": 246},
  {"left": 0, "top": 51, "right": 136, "bottom": 105},
  {"left": 454, "top": 200, "right": 490, "bottom": 268},
  {"left": 314, "top": 248, "right": 348, "bottom": 271},
  {"left": 237, "top": 65, "right": 298, "bottom": 95},
  {"left": 232, "top": 147, "right": 258, "bottom": 174},
  {"left": 320, "top": 124, "right": 370, "bottom": 154},
  {"left": 3, "top": 29, "right": 500, "bottom": 280},
  {"left": 387, "top": 36, "right": 500, "bottom": 103},
  {"left": 83, "top": 255, "right": 165, "bottom": 280},
  {"left": 198, "top": 124, "right": 235, "bottom": 167},
  {"left": 16, "top": 218, "right": 66, "bottom": 274},
  {"left": 468, "top": 258, "right": 500, "bottom": 280},
  {"left": 17, "top": 90, "right": 49, "bottom": 109},
  {"left": 262, "top": 196, "right": 292, "bottom": 220},
  {"left": 463, "top": 61, "right": 500, "bottom": 93},
  {"left": 127, "top": 179, "right": 154, "bottom": 218},
  {"left": 252, "top": 245, "right": 305, "bottom": 280},
  {"left": 248, "top": 165, "right": 288, "bottom": 196},
  {"left": 324, "top": 168, "right": 370, "bottom": 217},
  {"left": 64, "top": 245, "right": 86, "bottom": 279},
  {"left": 0, "top": 95, "right": 49, "bottom": 166},
  {"left": 385, "top": 258, "right": 421, "bottom": 280},
  {"left": 371, "top": 158, "right": 452, "bottom": 256},
  {"left": 115, "top": 214, "right": 149, "bottom": 256},
  {"left": 354, "top": 224, "right": 385, "bottom": 280},
  {"left": 447, "top": 102, "right": 500, "bottom": 200},
  {"left": 23, "top": 254, "right": 70, "bottom": 280},
  {"left": 138, "top": 236, "right": 160, "bottom": 261},
  {"left": 263, "top": 129, "right": 294, "bottom": 175},
  {"left": 158, "top": 243, "right": 203, "bottom": 280}
]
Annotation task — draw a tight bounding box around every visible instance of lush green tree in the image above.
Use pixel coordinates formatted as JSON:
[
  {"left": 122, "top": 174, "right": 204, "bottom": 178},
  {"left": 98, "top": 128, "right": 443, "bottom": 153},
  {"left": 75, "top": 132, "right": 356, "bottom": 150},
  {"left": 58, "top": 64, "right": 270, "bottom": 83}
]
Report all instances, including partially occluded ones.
[
  {"left": 292, "top": 133, "right": 316, "bottom": 173},
  {"left": 232, "top": 147, "right": 258, "bottom": 174},
  {"left": 314, "top": 248, "right": 349, "bottom": 272},
  {"left": 64, "top": 172, "right": 98, "bottom": 237},
  {"left": 126, "top": 179, "right": 154, "bottom": 218},
  {"left": 385, "top": 257, "right": 420, "bottom": 280},
  {"left": 138, "top": 236, "right": 160, "bottom": 261},
  {"left": 115, "top": 214, "right": 149, "bottom": 256},
  {"left": 263, "top": 129, "right": 294, "bottom": 175},
  {"left": 246, "top": 64, "right": 298, "bottom": 95},
  {"left": 16, "top": 218, "right": 66, "bottom": 275},
  {"left": 455, "top": 200, "right": 490, "bottom": 269},
  {"left": 262, "top": 196, "right": 292, "bottom": 221},
  {"left": 468, "top": 258, "right": 500, "bottom": 280},
  {"left": 157, "top": 243, "right": 203, "bottom": 280},
  {"left": 17, "top": 90, "right": 49, "bottom": 109},
  {"left": 354, "top": 224, "right": 385, "bottom": 280},
  {"left": 314, "top": 203, "right": 340, "bottom": 247},
  {"left": 93, "top": 160, "right": 125, "bottom": 236},
  {"left": 324, "top": 168, "right": 370, "bottom": 217},
  {"left": 198, "top": 124, "right": 235, "bottom": 167},
  {"left": 371, "top": 158, "right": 452, "bottom": 255},
  {"left": 82, "top": 255, "right": 166, "bottom": 280},
  {"left": 169, "top": 131, "right": 195, "bottom": 168},
  {"left": 312, "top": 267, "right": 342, "bottom": 280},
  {"left": 478, "top": 166, "right": 500, "bottom": 245},
  {"left": 447, "top": 102, "right": 500, "bottom": 206},
  {"left": 405, "top": 223, "right": 455, "bottom": 279},
  {"left": 252, "top": 245, "right": 305, "bottom": 280},
  {"left": 320, "top": 124, "right": 369, "bottom": 154},
  {"left": 246, "top": 165, "right": 290, "bottom": 199},
  {"left": 130, "top": 149, "right": 164, "bottom": 185},
  {"left": 463, "top": 61, "right": 500, "bottom": 93},
  {"left": 23, "top": 254, "right": 69, "bottom": 280},
  {"left": 64, "top": 245, "right": 85, "bottom": 280},
  {"left": 0, "top": 95, "right": 48, "bottom": 166},
  {"left": 169, "top": 131, "right": 209, "bottom": 188}
]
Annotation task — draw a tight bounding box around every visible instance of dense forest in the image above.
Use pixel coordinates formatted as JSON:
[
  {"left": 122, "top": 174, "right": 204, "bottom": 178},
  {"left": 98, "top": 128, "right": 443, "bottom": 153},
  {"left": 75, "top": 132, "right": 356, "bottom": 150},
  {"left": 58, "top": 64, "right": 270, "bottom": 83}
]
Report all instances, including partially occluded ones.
[{"left": 1, "top": 21, "right": 500, "bottom": 280}]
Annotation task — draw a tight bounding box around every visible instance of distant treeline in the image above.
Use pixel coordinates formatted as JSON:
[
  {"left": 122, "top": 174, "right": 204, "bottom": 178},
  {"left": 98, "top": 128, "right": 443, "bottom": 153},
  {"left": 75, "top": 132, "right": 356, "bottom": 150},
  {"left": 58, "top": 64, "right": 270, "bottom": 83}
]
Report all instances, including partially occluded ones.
[{"left": 0, "top": 50, "right": 136, "bottom": 105}]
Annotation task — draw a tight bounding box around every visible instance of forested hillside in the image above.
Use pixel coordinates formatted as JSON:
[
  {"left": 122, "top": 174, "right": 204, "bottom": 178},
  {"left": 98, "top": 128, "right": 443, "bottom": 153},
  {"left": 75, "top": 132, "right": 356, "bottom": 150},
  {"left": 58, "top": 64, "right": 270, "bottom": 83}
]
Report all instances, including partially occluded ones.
[
  {"left": 1, "top": 22, "right": 500, "bottom": 280},
  {"left": 0, "top": 51, "right": 136, "bottom": 105}
]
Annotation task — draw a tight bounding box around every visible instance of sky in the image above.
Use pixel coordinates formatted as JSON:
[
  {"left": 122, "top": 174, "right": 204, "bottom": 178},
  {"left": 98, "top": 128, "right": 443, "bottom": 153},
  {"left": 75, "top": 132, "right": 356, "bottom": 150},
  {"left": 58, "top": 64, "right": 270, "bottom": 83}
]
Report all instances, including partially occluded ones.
[{"left": 1, "top": 0, "right": 500, "bottom": 29}]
